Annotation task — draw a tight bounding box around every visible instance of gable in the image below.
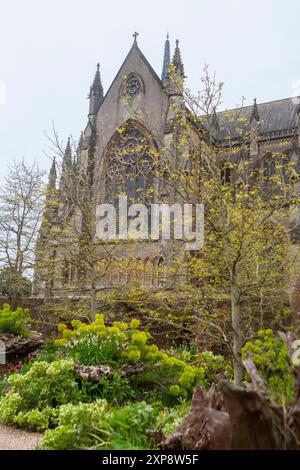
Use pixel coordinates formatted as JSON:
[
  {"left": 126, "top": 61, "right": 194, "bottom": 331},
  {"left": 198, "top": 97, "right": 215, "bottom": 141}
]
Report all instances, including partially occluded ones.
[{"left": 94, "top": 42, "right": 169, "bottom": 156}]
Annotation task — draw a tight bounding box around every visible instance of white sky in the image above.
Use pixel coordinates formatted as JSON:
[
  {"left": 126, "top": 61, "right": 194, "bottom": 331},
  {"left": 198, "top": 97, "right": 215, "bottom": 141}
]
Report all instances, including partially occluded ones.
[{"left": 0, "top": 0, "right": 300, "bottom": 178}]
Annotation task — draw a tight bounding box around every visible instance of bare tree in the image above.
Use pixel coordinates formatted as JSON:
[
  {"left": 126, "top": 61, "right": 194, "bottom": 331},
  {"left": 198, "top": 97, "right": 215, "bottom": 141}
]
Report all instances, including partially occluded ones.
[{"left": 0, "top": 160, "right": 45, "bottom": 278}]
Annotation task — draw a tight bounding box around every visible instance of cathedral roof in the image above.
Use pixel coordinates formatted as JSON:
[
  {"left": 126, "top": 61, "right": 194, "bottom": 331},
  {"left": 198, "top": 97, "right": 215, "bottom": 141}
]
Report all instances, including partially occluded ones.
[{"left": 215, "top": 97, "right": 298, "bottom": 142}]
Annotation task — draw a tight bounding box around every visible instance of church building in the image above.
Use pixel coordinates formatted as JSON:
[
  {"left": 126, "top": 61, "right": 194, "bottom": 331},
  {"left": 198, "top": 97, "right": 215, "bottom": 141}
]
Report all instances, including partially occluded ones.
[{"left": 34, "top": 33, "right": 300, "bottom": 299}]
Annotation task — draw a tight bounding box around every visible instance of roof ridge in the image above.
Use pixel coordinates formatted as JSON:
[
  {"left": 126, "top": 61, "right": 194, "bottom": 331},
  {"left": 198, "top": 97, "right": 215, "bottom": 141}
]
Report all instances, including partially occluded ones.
[{"left": 217, "top": 96, "right": 296, "bottom": 115}]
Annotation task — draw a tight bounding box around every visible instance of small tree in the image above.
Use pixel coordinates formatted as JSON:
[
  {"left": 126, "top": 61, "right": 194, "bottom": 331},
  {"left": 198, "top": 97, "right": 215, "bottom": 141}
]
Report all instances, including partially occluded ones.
[
  {"left": 163, "top": 68, "right": 298, "bottom": 383},
  {"left": 0, "top": 160, "right": 45, "bottom": 280},
  {"left": 126, "top": 65, "right": 299, "bottom": 384},
  {"left": 0, "top": 267, "right": 32, "bottom": 302}
]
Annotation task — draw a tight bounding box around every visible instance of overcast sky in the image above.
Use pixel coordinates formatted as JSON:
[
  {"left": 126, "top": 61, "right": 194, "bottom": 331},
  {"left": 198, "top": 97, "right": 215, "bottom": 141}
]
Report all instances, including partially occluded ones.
[{"left": 0, "top": 0, "right": 300, "bottom": 179}]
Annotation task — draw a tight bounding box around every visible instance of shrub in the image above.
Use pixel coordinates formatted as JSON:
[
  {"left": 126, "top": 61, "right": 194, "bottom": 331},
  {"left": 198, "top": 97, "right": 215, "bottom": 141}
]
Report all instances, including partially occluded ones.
[
  {"left": 96, "top": 401, "right": 157, "bottom": 450},
  {"left": 56, "top": 315, "right": 206, "bottom": 402},
  {"left": 242, "top": 329, "right": 295, "bottom": 405},
  {"left": 0, "top": 392, "right": 23, "bottom": 425},
  {"left": 41, "top": 400, "right": 155, "bottom": 450},
  {"left": 167, "top": 345, "right": 198, "bottom": 364},
  {"left": 14, "top": 407, "right": 59, "bottom": 431},
  {"left": 0, "top": 304, "right": 31, "bottom": 336},
  {"left": 196, "top": 351, "right": 233, "bottom": 387},
  {"left": 33, "top": 340, "right": 58, "bottom": 363},
  {"left": 155, "top": 400, "right": 191, "bottom": 436},
  {"left": 0, "top": 359, "right": 80, "bottom": 427},
  {"left": 41, "top": 425, "right": 79, "bottom": 450},
  {"left": 0, "top": 268, "right": 32, "bottom": 299},
  {"left": 0, "top": 372, "right": 9, "bottom": 397},
  {"left": 41, "top": 400, "right": 109, "bottom": 449},
  {"left": 41, "top": 399, "right": 190, "bottom": 450}
]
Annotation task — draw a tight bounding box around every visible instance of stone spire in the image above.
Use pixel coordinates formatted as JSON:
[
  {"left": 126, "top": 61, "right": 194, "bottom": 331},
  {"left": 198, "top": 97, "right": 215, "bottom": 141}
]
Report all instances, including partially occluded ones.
[
  {"left": 79, "top": 131, "right": 84, "bottom": 148},
  {"left": 59, "top": 137, "right": 72, "bottom": 191},
  {"left": 48, "top": 158, "right": 57, "bottom": 189},
  {"left": 250, "top": 98, "right": 260, "bottom": 123},
  {"left": 250, "top": 99, "right": 260, "bottom": 159},
  {"left": 161, "top": 33, "right": 171, "bottom": 84},
  {"left": 63, "top": 137, "right": 72, "bottom": 166},
  {"left": 43, "top": 157, "right": 58, "bottom": 230},
  {"left": 88, "top": 63, "right": 104, "bottom": 118},
  {"left": 172, "top": 39, "right": 185, "bottom": 78}
]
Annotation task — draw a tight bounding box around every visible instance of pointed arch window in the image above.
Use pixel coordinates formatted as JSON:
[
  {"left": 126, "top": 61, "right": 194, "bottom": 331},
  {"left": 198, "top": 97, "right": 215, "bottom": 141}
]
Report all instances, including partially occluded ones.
[
  {"left": 263, "top": 153, "right": 276, "bottom": 179},
  {"left": 104, "top": 125, "right": 156, "bottom": 206}
]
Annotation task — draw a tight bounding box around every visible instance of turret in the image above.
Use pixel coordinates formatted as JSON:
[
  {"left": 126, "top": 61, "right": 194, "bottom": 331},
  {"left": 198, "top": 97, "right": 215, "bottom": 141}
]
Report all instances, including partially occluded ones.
[
  {"left": 161, "top": 33, "right": 171, "bottom": 85},
  {"left": 47, "top": 157, "right": 57, "bottom": 190},
  {"left": 172, "top": 39, "right": 185, "bottom": 79},
  {"left": 88, "top": 63, "right": 104, "bottom": 120},
  {"left": 59, "top": 137, "right": 73, "bottom": 192}
]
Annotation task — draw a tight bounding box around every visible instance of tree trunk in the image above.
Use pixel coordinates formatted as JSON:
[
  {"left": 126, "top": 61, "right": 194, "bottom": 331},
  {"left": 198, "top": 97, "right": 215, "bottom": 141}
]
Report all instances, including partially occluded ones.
[
  {"left": 90, "top": 284, "right": 97, "bottom": 320},
  {"left": 231, "top": 282, "right": 243, "bottom": 385}
]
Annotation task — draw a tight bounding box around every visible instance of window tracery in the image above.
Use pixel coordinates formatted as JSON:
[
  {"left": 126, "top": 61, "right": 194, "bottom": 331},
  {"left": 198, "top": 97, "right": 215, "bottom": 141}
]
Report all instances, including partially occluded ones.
[
  {"left": 105, "top": 127, "right": 155, "bottom": 205},
  {"left": 124, "top": 73, "right": 143, "bottom": 97}
]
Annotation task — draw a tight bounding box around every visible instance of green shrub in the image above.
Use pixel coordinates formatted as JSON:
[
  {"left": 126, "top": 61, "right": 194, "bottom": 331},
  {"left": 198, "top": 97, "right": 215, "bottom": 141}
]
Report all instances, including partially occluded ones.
[
  {"left": 56, "top": 315, "right": 205, "bottom": 402},
  {"left": 0, "top": 268, "right": 32, "bottom": 299},
  {"left": 14, "top": 407, "right": 59, "bottom": 431},
  {"left": 97, "top": 373, "right": 137, "bottom": 404},
  {"left": 196, "top": 351, "right": 233, "bottom": 387},
  {"left": 155, "top": 400, "right": 191, "bottom": 436},
  {"left": 0, "top": 359, "right": 80, "bottom": 427},
  {"left": 41, "top": 399, "right": 187, "bottom": 450},
  {"left": 242, "top": 329, "right": 295, "bottom": 405},
  {"left": 0, "top": 372, "right": 9, "bottom": 397},
  {"left": 0, "top": 392, "right": 23, "bottom": 425},
  {"left": 34, "top": 340, "right": 59, "bottom": 363},
  {"left": 42, "top": 400, "right": 109, "bottom": 449},
  {"left": 96, "top": 401, "right": 157, "bottom": 450},
  {"left": 0, "top": 304, "right": 31, "bottom": 336},
  {"left": 167, "top": 345, "right": 198, "bottom": 364},
  {"left": 42, "top": 425, "right": 79, "bottom": 450}
]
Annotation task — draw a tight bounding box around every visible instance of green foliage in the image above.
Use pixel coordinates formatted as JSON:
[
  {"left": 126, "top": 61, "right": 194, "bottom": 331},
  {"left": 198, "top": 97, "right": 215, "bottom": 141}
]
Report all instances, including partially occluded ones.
[
  {"left": 0, "top": 303, "right": 31, "bottom": 336},
  {"left": 41, "top": 400, "right": 155, "bottom": 450},
  {"left": 33, "top": 340, "right": 59, "bottom": 363},
  {"left": 0, "top": 268, "right": 32, "bottom": 299},
  {"left": 167, "top": 345, "right": 198, "bottom": 364},
  {"left": 100, "top": 401, "right": 156, "bottom": 450},
  {"left": 0, "top": 392, "right": 23, "bottom": 425},
  {"left": 0, "top": 312, "right": 232, "bottom": 449},
  {"left": 98, "top": 373, "right": 136, "bottom": 404},
  {"left": 42, "top": 400, "right": 109, "bottom": 449},
  {"left": 196, "top": 351, "right": 233, "bottom": 387},
  {"left": 41, "top": 399, "right": 190, "bottom": 450},
  {"left": 14, "top": 407, "right": 59, "bottom": 431},
  {"left": 0, "top": 372, "right": 9, "bottom": 397},
  {"left": 41, "top": 425, "right": 79, "bottom": 450},
  {"left": 242, "top": 329, "right": 295, "bottom": 405},
  {"left": 155, "top": 400, "right": 191, "bottom": 436},
  {"left": 0, "top": 359, "right": 80, "bottom": 427},
  {"left": 56, "top": 315, "right": 206, "bottom": 402},
  {"left": 79, "top": 372, "right": 136, "bottom": 405}
]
